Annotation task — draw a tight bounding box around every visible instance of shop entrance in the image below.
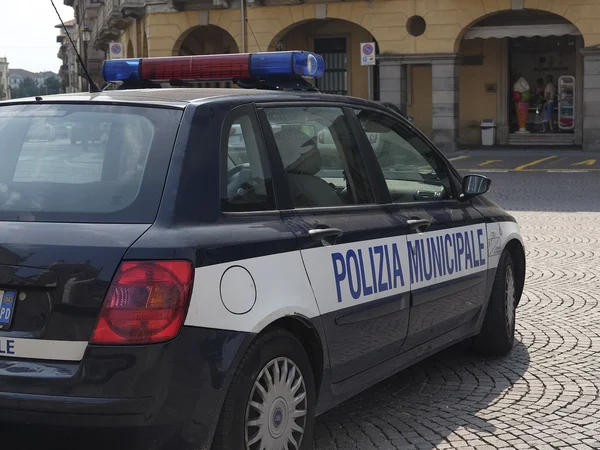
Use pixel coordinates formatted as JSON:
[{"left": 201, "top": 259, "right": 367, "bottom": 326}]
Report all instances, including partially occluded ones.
[
  {"left": 461, "top": 9, "right": 584, "bottom": 146},
  {"left": 508, "top": 34, "right": 581, "bottom": 136}
]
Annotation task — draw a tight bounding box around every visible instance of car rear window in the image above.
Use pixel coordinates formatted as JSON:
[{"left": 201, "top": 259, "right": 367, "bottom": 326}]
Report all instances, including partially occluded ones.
[{"left": 0, "top": 103, "right": 183, "bottom": 223}]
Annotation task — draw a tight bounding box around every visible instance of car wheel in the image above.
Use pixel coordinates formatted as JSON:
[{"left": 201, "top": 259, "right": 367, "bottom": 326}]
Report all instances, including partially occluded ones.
[
  {"left": 212, "top": 329, "right": 315, "bottom": 450},
  {"left": 472, "top": 250, "right": 517, "bottom": 356}
]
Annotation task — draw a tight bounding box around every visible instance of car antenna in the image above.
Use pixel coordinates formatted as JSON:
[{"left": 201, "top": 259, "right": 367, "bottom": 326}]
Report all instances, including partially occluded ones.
[{"left": 50, "top": 0, "right": 101, "bottom": 93}]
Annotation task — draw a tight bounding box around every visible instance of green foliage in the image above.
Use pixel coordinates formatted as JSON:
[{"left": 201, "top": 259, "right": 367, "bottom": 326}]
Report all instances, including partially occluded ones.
[
  {"left": 43, "top": 76, "right": 60, "bottom": 95},
  {"left": 10, "top": 75, "right": 60, "bottom": 99}
]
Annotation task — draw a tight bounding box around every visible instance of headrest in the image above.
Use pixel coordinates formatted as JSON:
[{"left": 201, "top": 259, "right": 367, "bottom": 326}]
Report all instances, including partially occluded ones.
[{"left": 273, "top": 126, "right": 321, "bottom": 176}]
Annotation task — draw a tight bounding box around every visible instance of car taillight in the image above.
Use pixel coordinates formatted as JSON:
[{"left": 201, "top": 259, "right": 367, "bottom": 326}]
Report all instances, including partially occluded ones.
[{"left": 90, "top": 260, "right": 194, "bottom": 345}]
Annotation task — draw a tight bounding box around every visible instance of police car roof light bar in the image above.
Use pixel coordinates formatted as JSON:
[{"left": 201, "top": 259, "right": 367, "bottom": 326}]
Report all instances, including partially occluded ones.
[{"left": 101, "top": 51, "right": 325, "bottom": 91}]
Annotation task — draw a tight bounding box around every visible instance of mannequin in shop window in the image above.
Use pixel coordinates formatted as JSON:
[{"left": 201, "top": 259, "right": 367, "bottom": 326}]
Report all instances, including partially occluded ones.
[
  {"left": 543, "top": 75, "right": 556, "bottom": 133},
  {"left": 535, "top": 78, "right": 546, "bottom": 131},
  {"left": 536, "top": 78, "right": 545, "bottom": 98}
]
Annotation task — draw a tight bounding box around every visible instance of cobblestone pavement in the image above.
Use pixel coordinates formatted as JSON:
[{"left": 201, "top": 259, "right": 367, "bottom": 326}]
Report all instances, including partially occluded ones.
[{"left": 314, "top": 172, "right": 600, "bottom": 450}]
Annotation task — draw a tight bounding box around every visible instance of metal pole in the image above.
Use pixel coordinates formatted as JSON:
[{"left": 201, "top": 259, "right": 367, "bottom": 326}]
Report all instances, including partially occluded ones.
[
  {"left": 241, "top": 0, "right": 246, "bottom": 52},
  {"left": 367, "top": 66, "right": 373, "bottom": 100}
]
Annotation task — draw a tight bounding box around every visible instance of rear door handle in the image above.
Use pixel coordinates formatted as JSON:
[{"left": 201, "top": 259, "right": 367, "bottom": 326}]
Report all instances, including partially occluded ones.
[
  {"left": 407, "top": 218, "right": 431, "bottom": 232},
  {"left": 309, "top": 228, "right": 343, "bottom": 246}
]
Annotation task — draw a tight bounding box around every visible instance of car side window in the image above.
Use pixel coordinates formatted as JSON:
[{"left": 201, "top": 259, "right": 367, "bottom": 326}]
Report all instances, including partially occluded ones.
[
  {"left": 263, "top": 106, "right": 373, "bottom": 208},
  {"left": 354, "top": 109, "right": 454, "bottom": 203},
  {"left": 221, "top": 111, "right": 276, "bottom": 212}
]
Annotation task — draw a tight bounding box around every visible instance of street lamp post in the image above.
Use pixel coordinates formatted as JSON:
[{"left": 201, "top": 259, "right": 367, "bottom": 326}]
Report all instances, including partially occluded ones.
[{"left": 81, "top": 26, "right": 91, "bottom": 91}]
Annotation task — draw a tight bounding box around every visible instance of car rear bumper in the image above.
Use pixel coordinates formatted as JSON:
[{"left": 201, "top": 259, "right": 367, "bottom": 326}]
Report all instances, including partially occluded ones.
[
  {"left": 0, "top": 392, "right": 151, "bottom": 426},
  {"left": 0, "top": 326, "right": 251, "bottom": 447}
]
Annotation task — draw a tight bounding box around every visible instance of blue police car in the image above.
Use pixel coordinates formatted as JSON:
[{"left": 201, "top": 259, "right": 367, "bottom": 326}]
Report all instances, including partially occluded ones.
[{"left": 0, "top": 51, "right": 525, "bottom": 450}]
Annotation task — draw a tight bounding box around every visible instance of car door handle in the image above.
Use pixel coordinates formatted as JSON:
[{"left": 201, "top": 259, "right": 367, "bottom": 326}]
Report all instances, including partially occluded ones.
[
  {"left": 309, "top": 228, "right": 343, "bottom": 245},
  {"left": 407, "top": 219, "right": 431, "bottom": 232}
]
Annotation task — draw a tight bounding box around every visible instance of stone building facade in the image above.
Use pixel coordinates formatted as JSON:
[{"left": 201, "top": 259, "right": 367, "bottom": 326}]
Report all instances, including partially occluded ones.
[{"left": 66, "top": 0, "right": 600, "bottom": 151}]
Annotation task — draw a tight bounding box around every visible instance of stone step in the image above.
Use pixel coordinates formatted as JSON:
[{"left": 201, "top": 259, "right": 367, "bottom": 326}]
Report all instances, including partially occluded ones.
[{"left": 508, "top": 133, "right": 575, "bottom": 146}]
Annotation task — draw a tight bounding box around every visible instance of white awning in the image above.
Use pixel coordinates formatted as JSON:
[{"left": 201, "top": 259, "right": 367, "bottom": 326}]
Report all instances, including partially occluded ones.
[{"left": 463, "top": 24, "right": 581, "bottom": 40}]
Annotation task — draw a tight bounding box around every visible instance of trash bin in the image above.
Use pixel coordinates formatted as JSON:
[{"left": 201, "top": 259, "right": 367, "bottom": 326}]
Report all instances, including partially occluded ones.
[{"left": 481, "top": 119, "right": 496, "bottom": 146}]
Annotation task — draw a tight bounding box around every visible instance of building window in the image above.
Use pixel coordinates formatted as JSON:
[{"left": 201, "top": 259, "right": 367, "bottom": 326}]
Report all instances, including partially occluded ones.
[{"left": 314, "top": 37, "right": 348, "bottom": 95}]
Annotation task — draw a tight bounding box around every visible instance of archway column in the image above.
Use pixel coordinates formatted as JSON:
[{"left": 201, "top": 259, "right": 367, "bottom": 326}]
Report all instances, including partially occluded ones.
[
  {"left": 377, "top": 53, "right": 460, "bottom": 153},
  {"left": 378, "top": 56, "right": 407, "bottom": 116},
  {"left": 431, "top": 54, "right": 461, "bottom": 153},
  {"left": 581, "top": 48, "right": 600, "bottom": 150}
]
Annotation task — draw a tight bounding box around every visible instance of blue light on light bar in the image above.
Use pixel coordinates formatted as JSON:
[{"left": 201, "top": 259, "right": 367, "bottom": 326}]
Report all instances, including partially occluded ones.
[
  {"left": 250, "top": 51, "right": 325, "bottom": 79},
  {"left": 102, "top": 59, "right": 142, "bottom": 83}
]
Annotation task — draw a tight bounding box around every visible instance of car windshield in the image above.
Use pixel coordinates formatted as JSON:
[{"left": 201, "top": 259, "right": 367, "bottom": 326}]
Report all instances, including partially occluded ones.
[{"left": 0, "top": 103, "right": 183, "bottom": 223}]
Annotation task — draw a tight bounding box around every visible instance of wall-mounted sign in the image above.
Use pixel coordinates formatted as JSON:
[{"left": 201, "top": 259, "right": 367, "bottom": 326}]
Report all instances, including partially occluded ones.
[
  {"left": 360, "top": 42, "right": 376, "bottom": 66},
  {"left": 486, "top": 84, "right": 497, "bottom": 93},
  {"left": 109, "top": 42, "right": 124, "bottom": 60}
]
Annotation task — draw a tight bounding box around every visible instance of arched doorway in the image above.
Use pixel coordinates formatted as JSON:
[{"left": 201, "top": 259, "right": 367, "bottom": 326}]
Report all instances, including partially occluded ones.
[
  {"left": 269, "top": 19, "right": 378, "bottom": 100},
  {"left": 173, "top": 25, "right": 239, "bottom": 88},
  {"left": 174, "top": 25, "right": 239, "bottom": 56},
  {"left": 458, "top": 9, "right": 584, "bottom": 146}
]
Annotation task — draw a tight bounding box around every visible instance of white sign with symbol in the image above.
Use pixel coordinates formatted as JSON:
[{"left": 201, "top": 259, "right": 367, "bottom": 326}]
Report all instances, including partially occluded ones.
[
  {"left": 360, "top": 42, "right": 376, "bottom": 66},
  {"left": 109, "top": 42, "right": 124, "bottom": 60}
]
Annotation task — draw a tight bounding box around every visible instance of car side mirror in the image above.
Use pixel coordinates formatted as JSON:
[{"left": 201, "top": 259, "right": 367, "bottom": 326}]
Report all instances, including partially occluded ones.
[{"left": 461, "top": 174, "right": 491, "bottom": 198}]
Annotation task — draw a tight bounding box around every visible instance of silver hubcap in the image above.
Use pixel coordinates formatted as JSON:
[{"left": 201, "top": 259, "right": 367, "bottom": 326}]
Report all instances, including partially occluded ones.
[
  {"left": 505, "top": 264, "right": 516, "bottom": 334},
  {"left": 245, "top": 357, "right": 307, "bottom": 450}
]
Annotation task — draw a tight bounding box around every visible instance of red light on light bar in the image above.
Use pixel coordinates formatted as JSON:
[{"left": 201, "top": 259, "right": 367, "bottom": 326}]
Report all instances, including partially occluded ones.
[{"left": 140, "top": 54, "right": 252, "bottom": 82}]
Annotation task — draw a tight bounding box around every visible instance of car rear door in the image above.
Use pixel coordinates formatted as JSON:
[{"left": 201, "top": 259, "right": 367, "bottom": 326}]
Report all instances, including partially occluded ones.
[
  {"left": 348, "top": 106, "right": 489, "bottom": 351},
  {"left": 257, "top": 103, "right": 412, "bottom": 384}
]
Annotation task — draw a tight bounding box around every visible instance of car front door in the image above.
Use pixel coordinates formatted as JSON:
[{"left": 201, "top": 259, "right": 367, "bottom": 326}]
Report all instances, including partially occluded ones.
[
  {"left": 349, "top": 107, "right": 489, "bottom": 351},
  {"left": 257, "top": 103, "right": 412, "bottom": 384}
]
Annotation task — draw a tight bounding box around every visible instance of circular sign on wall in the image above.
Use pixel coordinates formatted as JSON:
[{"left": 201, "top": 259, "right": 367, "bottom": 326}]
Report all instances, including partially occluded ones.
[{"left": 109, "top": 42, "right": 124, "bottom": 59}]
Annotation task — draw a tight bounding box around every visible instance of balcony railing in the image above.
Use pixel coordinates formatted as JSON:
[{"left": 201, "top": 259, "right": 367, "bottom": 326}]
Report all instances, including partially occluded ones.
[
  {"left": 172, "top": 0, "right": 228, "bottom": 10},
  {"left": 120, "top": 0, "right": 146, "bottom": 18},
  {"left": 85, "top": 0, "right": 103, "bottom": 19},
  {"left": 91, "top": 0, "right": 132, "bottom": 49}
]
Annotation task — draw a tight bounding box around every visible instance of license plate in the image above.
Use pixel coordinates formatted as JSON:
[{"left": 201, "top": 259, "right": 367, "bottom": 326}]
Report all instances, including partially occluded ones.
[{"left": 0, "top": 291, "right": 16, "bottom": 329}]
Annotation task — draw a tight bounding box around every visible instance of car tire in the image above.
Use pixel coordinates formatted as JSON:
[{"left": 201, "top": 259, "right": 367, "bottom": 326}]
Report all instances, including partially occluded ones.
[
  {"left": 212, "top": 329, "right": 316, "bottom": 450},
  {"left": 472, "top": 250, "right": 517, "bottom": 356}
]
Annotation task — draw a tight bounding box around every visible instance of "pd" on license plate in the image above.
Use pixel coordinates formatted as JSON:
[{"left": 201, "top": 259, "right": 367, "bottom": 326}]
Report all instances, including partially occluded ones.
[{"left": 0, "top": 291, "right": 17, "bottom": 329}]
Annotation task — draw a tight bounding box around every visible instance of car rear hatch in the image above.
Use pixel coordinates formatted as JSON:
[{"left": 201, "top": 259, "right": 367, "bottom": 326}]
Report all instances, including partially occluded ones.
[{"left": 0, "top": 102, "right": 184, "bottom": 361}]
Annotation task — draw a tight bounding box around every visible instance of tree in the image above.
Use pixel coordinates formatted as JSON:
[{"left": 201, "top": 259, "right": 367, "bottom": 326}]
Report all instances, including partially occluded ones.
[
  {"left": 11, "top": 78, "right": 41, "bottom": 99},
  {"left": 43, "top": 76, "right": 60, "bottom": 95},
  {"left": 9, "top": 75, "right": 60, "bottom": 99}
]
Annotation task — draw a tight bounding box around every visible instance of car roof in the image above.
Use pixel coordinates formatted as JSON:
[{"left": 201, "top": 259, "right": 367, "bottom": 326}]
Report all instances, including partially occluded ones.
[
  {"left": 0, "top": 87, "right": 384, "bottom": 110},
  {"left": 0, "top": 88, "right": 280, "bottom": 108}
]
